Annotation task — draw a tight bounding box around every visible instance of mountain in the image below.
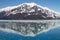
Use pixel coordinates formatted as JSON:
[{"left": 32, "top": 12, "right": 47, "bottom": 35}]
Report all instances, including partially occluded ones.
[{"left": 0, "top": 3, "right": 60, "bottom": 20}]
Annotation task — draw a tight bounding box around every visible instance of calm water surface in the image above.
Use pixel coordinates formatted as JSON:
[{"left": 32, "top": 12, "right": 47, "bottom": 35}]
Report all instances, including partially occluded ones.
[{"left": 0, "top": 20, "right": 60, "bottom": 40}]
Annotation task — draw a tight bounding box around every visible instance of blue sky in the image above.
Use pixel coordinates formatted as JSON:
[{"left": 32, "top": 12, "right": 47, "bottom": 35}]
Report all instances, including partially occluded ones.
[{"left": 0, "top": 0, "right": 60, "bottom": 12}]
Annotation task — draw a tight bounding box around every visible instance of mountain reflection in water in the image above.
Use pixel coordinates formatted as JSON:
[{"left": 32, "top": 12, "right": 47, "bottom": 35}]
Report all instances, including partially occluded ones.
[{"left": 0, "top": 21, "right": 60, "bottom": 36}]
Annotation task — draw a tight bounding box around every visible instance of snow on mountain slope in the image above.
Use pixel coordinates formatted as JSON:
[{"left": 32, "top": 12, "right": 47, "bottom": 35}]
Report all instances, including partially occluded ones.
[
  {"left": 0, "top": 3, "right": 60, "bottom": 19},
  {"left": 0, "top": 3, "right": 36, "bottom": 11},
  {"left": 0, "top": 3, "right": 58, "bottom": 13}
]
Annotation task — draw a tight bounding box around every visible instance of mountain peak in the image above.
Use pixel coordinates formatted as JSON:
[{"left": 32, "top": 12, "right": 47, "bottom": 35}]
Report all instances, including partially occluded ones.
[
  {"left": 0, "top": 3, "right": 56, "bottom": 12},
  {"left": 0, "top": 2, "right": 37, "bottom": 11},
  {"left": 0, "top": 3, "right": 56, "bottom": 13},
  {"left": 0, "top": 3, "right": 59, "bottom": 14},
  {"left": 21, "top": 2, "right": 37, "bottom": 5},
  {"left": 0, "top": 3, "right": 60, "bottom": 20}
]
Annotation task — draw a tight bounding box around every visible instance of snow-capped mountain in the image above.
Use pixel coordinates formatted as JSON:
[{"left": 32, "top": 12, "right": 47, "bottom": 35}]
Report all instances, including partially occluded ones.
[{"left": 0, "top": 3, "right": 60, "bottom": 20}]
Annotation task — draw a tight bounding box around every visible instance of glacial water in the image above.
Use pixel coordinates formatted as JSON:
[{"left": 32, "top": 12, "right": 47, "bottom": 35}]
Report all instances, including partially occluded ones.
[{"left": 0, "top": 20, "right": 60, "bottom": 40}]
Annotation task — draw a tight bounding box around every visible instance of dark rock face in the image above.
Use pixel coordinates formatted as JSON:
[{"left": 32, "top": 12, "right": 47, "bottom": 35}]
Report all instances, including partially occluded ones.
[
  {"left": 0, "top": 12, "right": 53, "bottom": 20},
  {"left": 0, "top": 11, "right": 6, "bottom": 19},
  {"left": 0, "top": 9, "right": 54, "bottom": 20}
]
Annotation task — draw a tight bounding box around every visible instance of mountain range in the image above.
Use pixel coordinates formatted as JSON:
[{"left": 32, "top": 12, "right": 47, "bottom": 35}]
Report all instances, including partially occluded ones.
[{"left": 0, "top": 3, "right": 60, "bottom": 20}]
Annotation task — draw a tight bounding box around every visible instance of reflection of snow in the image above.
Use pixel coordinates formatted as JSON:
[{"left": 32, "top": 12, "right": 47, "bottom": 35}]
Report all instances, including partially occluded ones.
[{"left": 0, "top": 20, "right": 60, "bottom": 36}]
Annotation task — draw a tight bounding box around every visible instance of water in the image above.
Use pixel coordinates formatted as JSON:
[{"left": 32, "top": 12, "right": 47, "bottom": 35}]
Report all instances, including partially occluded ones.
[{"left": 0, "top": 20, "right": 60, "bottom": 40}]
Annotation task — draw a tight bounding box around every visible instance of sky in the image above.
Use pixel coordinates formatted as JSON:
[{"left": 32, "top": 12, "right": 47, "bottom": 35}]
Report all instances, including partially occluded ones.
[{"left": 0, "top": 0, "right": 60, "bottom": 12}]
